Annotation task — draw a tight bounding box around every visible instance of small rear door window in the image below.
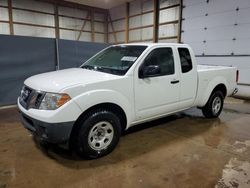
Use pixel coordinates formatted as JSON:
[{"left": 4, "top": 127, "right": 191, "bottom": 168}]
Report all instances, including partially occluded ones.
[{"left": 178, "top": 48, "right": 193, "bottom": 73}]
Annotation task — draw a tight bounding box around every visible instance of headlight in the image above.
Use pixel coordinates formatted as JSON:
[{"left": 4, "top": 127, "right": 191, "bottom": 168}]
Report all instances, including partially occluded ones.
[{"left": 39, "top": 93, "right": 71, "bottom": 110}]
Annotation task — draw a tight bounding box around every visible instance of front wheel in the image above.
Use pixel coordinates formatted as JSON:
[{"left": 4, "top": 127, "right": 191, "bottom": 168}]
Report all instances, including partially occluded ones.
[
  {"left": 202, "top": 91, "right": 224, "bottom": 118},
  {"left": 74, "top": 109, "right": 121, "bottom": 159}
]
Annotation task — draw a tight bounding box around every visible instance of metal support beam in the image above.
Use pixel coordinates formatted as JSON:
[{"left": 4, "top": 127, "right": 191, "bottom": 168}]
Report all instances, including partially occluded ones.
[
  {"left": 178, "top": 0, "right": 183, "bottom": 43},
  {"left": 125, "top": 2, "right": 129, "bottom": 43},
  {"left": 7, "top": 0, "right": 14, "bottom": 35},
  {"left": 108, "top": 12, "right": 117, "bottom": 43},
  {"left": 153, "top": 0, "right": 159, "bottom": 43},
  {"left": 54, "top": 3, "right": 60, "bottom": 38},
  {"left": 104, "top": 12, "right": 108, "bottom": 43},
  {"left": 90, "top": 10, "right": 95, "bottom": 42}
]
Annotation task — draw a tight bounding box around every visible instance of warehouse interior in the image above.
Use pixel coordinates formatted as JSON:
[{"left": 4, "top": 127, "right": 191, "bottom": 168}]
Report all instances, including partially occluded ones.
[{"left": 0, "top": 0, "right": 250, "bottom": 187}]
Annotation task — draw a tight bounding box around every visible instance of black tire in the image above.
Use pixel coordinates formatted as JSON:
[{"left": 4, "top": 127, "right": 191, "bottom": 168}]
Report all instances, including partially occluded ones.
[
  {"left": 74, "top": 109, "right": 121, "bottom": 159},
  {"left": 202, "top": 91, "right": 224, "bottom": 118}
]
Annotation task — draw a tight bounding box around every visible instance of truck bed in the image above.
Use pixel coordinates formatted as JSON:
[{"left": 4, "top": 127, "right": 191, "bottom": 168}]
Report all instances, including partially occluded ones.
[{"left": 197, "top": 64, "right": 233, "bottom": 71}]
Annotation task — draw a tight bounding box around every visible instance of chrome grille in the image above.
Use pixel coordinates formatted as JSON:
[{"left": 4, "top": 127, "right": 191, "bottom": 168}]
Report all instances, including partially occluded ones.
[{"left": 19, "top": 86, "right": 45, "bottom": 109}]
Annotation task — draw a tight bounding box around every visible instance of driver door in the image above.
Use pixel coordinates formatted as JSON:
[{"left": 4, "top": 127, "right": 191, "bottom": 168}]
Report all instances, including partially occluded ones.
[{"left": 134, "top": 47, "right": 180, "bottom": 121}]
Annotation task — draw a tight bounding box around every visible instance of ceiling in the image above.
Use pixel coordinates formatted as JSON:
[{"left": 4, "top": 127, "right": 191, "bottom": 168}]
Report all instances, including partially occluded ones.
[{"left": 65, "top": 0, "right": 131, "bottom": 9}]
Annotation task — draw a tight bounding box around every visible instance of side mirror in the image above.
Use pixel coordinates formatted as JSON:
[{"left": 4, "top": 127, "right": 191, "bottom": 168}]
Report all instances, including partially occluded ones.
[{"left": 139, "top": 65, "right": 161, "bottom": 78}]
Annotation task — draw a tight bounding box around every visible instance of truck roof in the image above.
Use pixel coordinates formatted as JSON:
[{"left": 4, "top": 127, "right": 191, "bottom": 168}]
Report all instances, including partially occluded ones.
[{"left": 113, "top": 43, "right": 190, "bottom": 48}]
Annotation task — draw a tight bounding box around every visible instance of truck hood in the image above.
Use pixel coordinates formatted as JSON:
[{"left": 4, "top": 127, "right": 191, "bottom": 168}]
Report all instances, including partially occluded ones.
[{"left": 24, "top": 68, "right": 119, "bottom": 93}]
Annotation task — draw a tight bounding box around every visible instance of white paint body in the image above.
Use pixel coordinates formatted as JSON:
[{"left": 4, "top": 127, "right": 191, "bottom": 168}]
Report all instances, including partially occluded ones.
[{"left": 18, "top": 43, "right": 237, "bottom": 129}]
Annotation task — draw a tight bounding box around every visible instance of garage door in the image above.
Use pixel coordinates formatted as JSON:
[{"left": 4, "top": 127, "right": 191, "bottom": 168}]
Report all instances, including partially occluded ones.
[{"left": 181, "top": 0, "right": 250, "bottom": 97}]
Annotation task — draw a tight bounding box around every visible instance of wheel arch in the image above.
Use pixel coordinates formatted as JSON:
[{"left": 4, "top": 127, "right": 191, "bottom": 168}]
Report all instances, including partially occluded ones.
[
  {"left": 211, "top": 83, "right": 227, "bottom": 98},
  {"left": 69, "top": 102, "right": 127, "bottom": 147}
]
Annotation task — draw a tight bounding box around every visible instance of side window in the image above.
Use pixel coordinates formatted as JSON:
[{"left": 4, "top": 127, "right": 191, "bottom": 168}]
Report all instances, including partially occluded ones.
[
  {"left": 178, "top": 48, "right": 193, "bottom": 73},
  {"left": 143, "top": 48, "right": 175, "bottom": 76}
]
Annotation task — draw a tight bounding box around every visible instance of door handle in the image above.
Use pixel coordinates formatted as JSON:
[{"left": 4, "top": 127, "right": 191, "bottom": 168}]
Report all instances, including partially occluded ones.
[{"left": 171, "top": 80, "right": 179, "bottom": 84}]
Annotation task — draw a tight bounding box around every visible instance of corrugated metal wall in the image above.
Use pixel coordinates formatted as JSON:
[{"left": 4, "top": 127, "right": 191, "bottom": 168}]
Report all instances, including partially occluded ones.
[
  {"left": 0, "top": 34, "right": 109, "bottom": 106},
  {"left": 181, "top": 0, "right": 250, "bottom": 98}
]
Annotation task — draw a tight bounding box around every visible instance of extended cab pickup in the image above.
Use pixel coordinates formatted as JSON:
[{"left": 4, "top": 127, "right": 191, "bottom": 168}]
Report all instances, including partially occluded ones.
[{"left": 18, "top": 43, "right": 238, "bottom": 159}]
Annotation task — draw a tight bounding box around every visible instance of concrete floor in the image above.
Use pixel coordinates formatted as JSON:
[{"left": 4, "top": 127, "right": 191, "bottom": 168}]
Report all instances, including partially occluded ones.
[{"left": 0, "top": 98, "right": 250, "bottom": 188}]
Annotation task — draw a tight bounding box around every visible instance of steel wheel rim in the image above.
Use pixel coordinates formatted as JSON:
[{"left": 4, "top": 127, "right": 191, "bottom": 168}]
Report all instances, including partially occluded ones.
[
  {"left": 212, "top": 96, "right": 222, "bottom": 115},
  {"left": 88, "top": 121, "right": 114, "bottom": 150}
]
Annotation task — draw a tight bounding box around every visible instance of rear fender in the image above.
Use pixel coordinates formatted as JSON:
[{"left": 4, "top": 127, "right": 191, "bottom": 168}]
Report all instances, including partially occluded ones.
[{"left": 198, "top": 76, "right": 228, "bottom": 107}]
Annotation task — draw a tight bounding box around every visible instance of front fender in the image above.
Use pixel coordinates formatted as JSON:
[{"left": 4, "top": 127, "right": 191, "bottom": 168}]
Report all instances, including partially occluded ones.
[{"left": 73, "top": 89, "right": 133, "bottom": 128}]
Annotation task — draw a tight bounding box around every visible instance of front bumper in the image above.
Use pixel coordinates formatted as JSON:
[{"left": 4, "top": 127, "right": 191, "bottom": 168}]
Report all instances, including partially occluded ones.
[{"left": 20, "top": 112, "right": 74, "bottom": 144}]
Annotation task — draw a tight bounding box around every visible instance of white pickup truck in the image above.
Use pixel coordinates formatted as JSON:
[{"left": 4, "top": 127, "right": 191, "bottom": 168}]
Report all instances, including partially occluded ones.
[{"left": 18, "top": 43, "right": 238, "bottom": 159}]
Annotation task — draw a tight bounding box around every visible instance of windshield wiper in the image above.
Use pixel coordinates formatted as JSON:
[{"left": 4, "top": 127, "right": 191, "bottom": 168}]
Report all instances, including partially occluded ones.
[{"left": 81, "top": 65, "right": 95, "bottom": 70}]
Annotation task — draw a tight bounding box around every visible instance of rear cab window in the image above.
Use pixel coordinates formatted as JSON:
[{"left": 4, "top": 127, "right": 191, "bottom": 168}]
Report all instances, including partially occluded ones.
[{"left": 178, "top": 48, "right": 193, "bottom": 73}]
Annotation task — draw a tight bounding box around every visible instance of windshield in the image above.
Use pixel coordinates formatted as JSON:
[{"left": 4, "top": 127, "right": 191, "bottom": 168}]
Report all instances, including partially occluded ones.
[{"left": 81, "top": 45, "right": 147, "bottom": 75}]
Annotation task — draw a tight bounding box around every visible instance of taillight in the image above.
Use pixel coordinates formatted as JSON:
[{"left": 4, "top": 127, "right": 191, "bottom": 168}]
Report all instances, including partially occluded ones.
[{"left": 236, "top": 70, "right": 239, "bottom": 83}]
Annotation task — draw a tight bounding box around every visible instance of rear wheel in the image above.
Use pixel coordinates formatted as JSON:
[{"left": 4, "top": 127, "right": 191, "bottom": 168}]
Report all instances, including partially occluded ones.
[
  {"left": 202, "top": 91, "right": 224, "bottom": 118},
  {"left": 74, "top": 109, "right": 121, "bottom": 159}
]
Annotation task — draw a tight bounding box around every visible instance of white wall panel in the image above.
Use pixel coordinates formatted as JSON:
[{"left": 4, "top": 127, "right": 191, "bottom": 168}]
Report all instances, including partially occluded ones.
[
  {"left": 13, "top": 10, "right": 55, "bottom": 26},
  {"left": 60, "top": 29, "right": 78, "bottom": 40},
  {"left": 235, "top": 24, "right": 250, "bottom": 40},
  {"left": 129, "top": 29, "right": 141, "bottom": 41},
  {"left": 0, "top": 0, "right": 7, "bottom": 6},
  {"left": 142, "top": 12, "right": 153, "bottom": 26},
  {"left": 59, "top": 17, "right": 91, "bottom": 31},
  {"left": 159, "top": 7, "right": 179, "bottom": 23},
  {"left": 182, "top": 0, "right": 250, "bottom": 96},
  {"left": 94, "top": 13, "right": 105, "bottom": 22},
  {"left": 12, "top": 0, "right": 54, "bottom": 13},
  {"left": 108, "top": 34, "right": 115, "bottom": 43},
  {"left": 160, "top": 0, "right": 180, "bottom": 8},
  {"left": 79, "top": 32, "right": 91, "bottom": 42},
  {"left": 234, "top": 39, "right": 250, "bottom": 55},
  {"left": 237, "top": 0, "right": 250, "bottom": 8},
  {"left": 94, "top": 22, "right": 104, "bottom": 32},
  {"left": 181, "top": 17, "right": 206, "bottom": 31},
  {"left": 205, "top": 26, "right": 235, "bottom": 41},
  {"left": 182, "top": 2, "right": 206, "bottom": 19},
  {"left": 159, "top": 23, "right": 178, "bottom": 38},
  {"left": 130, "top": 0, "right": 141, "bottom": 15},
  {"left": 142, "top": 27, "right": 153, "bottom": 40},
  {"left": 237, "top": 8, "right": 250, "bottom": 24},
  {"left": 142, "top": 0, "right": 153, "bottom": 12},
  {"left": 205, "top": 40, "right": 234, "bottom": 55},
  {"left": 109, "top": 4, "right": 125, "bottom": 19},
  {"left": 181, "top": 28, "right": 205, "bottom": 43},
  {"left": 60, "top": 30, "right": 92, "bottom": 42},
  {"left": 204, "top": 11, "right": 236, "bottom": 28},
  {"left": 112, "top": 20, "right": 125, "bottom": 31},
  {"left": 0, "top": 22, "right": 9, "bottom": 34},
  {"left": 58, "top": 6, "right": 88, "bottom": 18},
  {"left": 184, "top": 41, "right": 205, "bottom": 55},
  {"left": 116, "top": 31, "right": 125, "bottom": 42},
  {"left": 182, "top": 0, "right": 250, "bottom": 55},
  {"left": 129, "top": 15, "right": 141, "bottom": 28},
  {"left": 108, "top": 23, "right": 112, "bottom": 33},
  {"left": 183, "top": 0, "right": 204, "bottom": 7},
  {"left": 84, "top": 21, "right": 91, "bottom": 31},
  {"left": 14, "top": 24, "right": 55, "bottom": 38},
  {"left": 0, "top": 7, "right": 9, "bottom": 21},
  {"left": 158, "top": 38, "right": 178, "bottom": 43},
  {"left": 207, "top": 0, "right": 238, "bottom": 14},
  {"left": 95, "top": 33, "right": 105, "bottom": 43}
]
